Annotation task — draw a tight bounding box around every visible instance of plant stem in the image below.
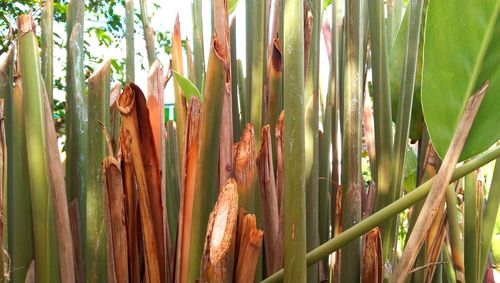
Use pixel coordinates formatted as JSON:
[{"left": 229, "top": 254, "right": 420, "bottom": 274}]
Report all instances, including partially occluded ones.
[
  {"left": 341, "top": 0, "right": 363, "bottom": 280},
  {"left": 445, "top": 183, "right": 465, "bottom": 282},
  {"left": 187, "top": 37, "right": 227, "bottom": 282},
  {"left": 139, "top": 0, "right": 157, "bottom": 65},
  {"left": 231, "top": 17, "right": 241, "bottom": 141},
  {"left": 383, "top": 0, "right": 424, "bottom": 265},
  {"left": 262, "top": 143, "right": 500, "bottom": 282},
  {"left": 192, "top": 0, "right": 205, "bottom": 90},
  {"left": 41, "top": 0, "right": 53, "bottom": 107},
  {"left": 18, "top": 14, "right": 60, "bottom": 283},
  {"left": 125, "top": 0, "right": 135, "bottom": 82},
  {"left": 86, "top": 61, "right": 111, "bottom": 282},
  {"left": 464, "top": 170, "right": 482, "bottom": 283},
  {"left": 283, "top": 0, "right": 307, "bottom": 280},
  {"left": 3, "top": 48, "right": 34, "bottom": 283}
]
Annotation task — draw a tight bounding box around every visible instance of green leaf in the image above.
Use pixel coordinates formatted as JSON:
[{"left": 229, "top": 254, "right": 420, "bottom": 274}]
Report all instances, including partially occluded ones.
[
  {"left": 228, "top": 0, "right": 239, "bottom": 14},
  {"left": 322, "top": 0, "right": 332, "bottom": 11},
  {"left": 403, "top": 147, "right": 417, "bottom": 192},
  {"left": 421, "top": 0, "right": 500, "bottom": 160},
  {"left": 171, "top": 70, "right": 202, "bottom": 102}
]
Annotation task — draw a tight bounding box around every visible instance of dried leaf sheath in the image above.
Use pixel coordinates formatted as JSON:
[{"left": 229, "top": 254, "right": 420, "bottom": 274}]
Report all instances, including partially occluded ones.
[
  {"left": 256, "top": 125, "right": 281, "bottom": 274},
  {"left": 176, "top": 96, "right": 201, "bottom": 283},
  {"left": 117, "top": 84, "right": 161, "bottom": 283},
  {"left": 362, "top": 228, "right": 382, "bottom": 283},
  {"left": 235, "top": 214, "right": 263, "bottom": 283},
  {"left": 102, "top": 157, "right": 129, "bottom": 283},
  {"left": 200, "top": 179, "right": 239, "bottom": 282},
  {"left": 234, "top": 124, "right": 256, "bottom": 209}
]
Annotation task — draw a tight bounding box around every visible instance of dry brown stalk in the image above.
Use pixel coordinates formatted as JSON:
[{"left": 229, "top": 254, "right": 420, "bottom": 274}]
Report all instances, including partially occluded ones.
[
  {"left": 256, "top": 125, "right": 281, "bottom": 274},
  {"left": 175, "top": 96, "right": 202, "bottom": 283},
  {"left": 391, "top": 81, "right": 489, "bottom": 283},
  {"left": 103, "top": 157, "right": 129, "bottom": 283},
  {"left": 233, "top": 123, "right": 256, "bottom": 209},
  {"left": 362, "top": 228, "right": 382, "bottom": 283},
  {"left": 117, "top": 83, "right": 161, "bottom": 283},
  {"left": 200, "top": 179, "right": 239, "bottom": 282},
  {"left": 119, "top": 131, "right": 140, "bottom": 283},
  {"left": 234, "top": 214, "right": 263, "bottom": 283}
]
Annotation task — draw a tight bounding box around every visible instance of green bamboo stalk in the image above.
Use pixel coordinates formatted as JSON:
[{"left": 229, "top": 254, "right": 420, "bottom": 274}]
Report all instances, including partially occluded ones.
[
  {"left": 305, "top": 0, "right": 321, "bottom": 281},
  {"left": 139, "top": 0, "right": 157, "bottom": 65},
  {"left": 66, "top": 0, "right": 86, "bottom": 231},
  {"left": 3, "top": 47, "right": 34, "bottom": 283},
  {"left": 283, "top": 0, "right": 306, "bottom": 281},
  {"left": 17, "top": 15, "right": 59, "bottom": 283},
  {"left": 245, "top": 0, "right": 254, "bottom": 125},
  {"left": 41, "top": 0, "right": 53, "bottom": 107},
  {"left": 165, "top": 121, "right": 180, "bottom": 256},
  {"left": 383, "top": 0, "right": 424, "bottom": 265},
  {"left": 445, "top": 183, "right": 464, "bottom": 282},
  {"left": 265, "top": 38, "right": 283, "bottom": 137},
  {"left": 369, "top": 0, "right": 393, "bottom": 210},
  {"left": 230, "top": 17, "right": 241, "bottom": 141},
  {"left": 386, "top": 0, "right": 405, "bottom": 49},
  {"left": 464, "top": 170, "right": 482, "bottom": 283},
  {"left": 442, "top": 242, "right": 457, "bottom": 283},
  {"left": 192, "top": 0, "right": 205, "bottom": 90},
  {"left": 262, "top": 143, "right": 500, "bottom": 282},
  {"left": 479, "top": 157, "right": 500, "bottom": 278},
  {"left": 125, "top": 0, "right": 135, "bottom": 82},
  {"left": 187, "top": 37, "right": 227, "bottom": 282},
  {"left": 186, "top": 40, "right": 195, "bottom": 83},
  {"left": 250, "top": 0, "right": 265, "bottom": 149},
  {"left": 86, "top": 61, "right": 111, "bottom": 283},
  {"left": 0, "top": 100, "right": 6, "bottom": 283},
  {"left": 341, "top": 0, "right": 363, "bottom": 280}
]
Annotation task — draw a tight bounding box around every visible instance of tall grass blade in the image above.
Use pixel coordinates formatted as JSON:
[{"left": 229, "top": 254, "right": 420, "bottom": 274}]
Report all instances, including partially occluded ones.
[
  {"left": 192, "top": 0, "right": 205, "bottom": 89},
  {"left": 18, "top": 14, "right": 60, "bottom": 283}
]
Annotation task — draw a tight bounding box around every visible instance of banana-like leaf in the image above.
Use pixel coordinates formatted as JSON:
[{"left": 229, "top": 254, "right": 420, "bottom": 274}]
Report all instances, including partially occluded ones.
[{"left": 421, "top": 0, "right": 500, "bottom": 160}]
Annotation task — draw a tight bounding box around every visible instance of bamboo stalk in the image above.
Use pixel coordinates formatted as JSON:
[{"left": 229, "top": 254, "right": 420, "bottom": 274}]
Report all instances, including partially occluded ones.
[
  {"left": 86, "top": 60, "right": 111, "bottom": 282},
  {"left": 17, "top": 14, "right": 60, "bottom": 283},
  {"left": 41, "top": 0, "right": 53, "bottom": 107},
  {"left": 237, "top": 60, "right": 248, "bottom": 125},
  {"left": 172, "top": 16, "right": 188, "bottom": 166},
  {"left": 383, "top": 0, "right": 425, "bottom": 264},
  {"left": 362, "top": 228, "right": 382, "bottom": 283},
  {"left": 187, "top": 36, "right": 228, "bottom": 282},
  {"left": 265, "top": 37, "right": 282, "bottom": 144},
  {"left": 102, "top": 157, "right": 129, "bottom": 283},
  {"left": 117, "top": 84, "right": 161, "bottom": 283},
  {"left": 234, "top": 124, "right": 255, "bottom": 209},
  {"left": 275, "top": 111, "right": 284, "bottom": 255},
  {"left": 139, "top": 0, "right": 157, "bottom": 65},
  {"left": 234, "top": 214, "right": 264, "bottom": 283},
  {"left": 283, "top": 0, "right": 307, "bottom": 280},
  {"left": 125, "top": 0, "right": 135, "bottom": 82},
  {"left": 262, "top": 141, "right": 500, "bottom": 283},
  {"left": 192, "top": 0, "right": 205, "bottom": 90},
  {"left": 0, "top": 100, "right": 6, "bottom": 283},
  {"left": 200, "top": 179, "right": 239, "bottom": 282},
  {"left": 250, "top": 0, "right": 265, "bottom": 148},
  {"left": 340, "top": 0, "right": 364, "bottom": 280},
  {"left": 464, "top": 170, "right": 482, "bottom": 283},
  {"left": 175, "top": 96, "right": 201, "bottom": 283},
  {"left": 3, "top": 48, "right": 33, "bottom": 283},
  {"left": 68, "top": 200, "right": 84, "bottom": 283},
  {"left": 66, "top": 0, "right": 86, "bottom": 216},
  {"left": 479, "top": 157, "right": 500, "bottom": 278},
  {"left": 391, "top": 82, "right": 488, "bottom": 283},
  {"left": 256, "top": 125, "right": 281, "bottom": 274}
]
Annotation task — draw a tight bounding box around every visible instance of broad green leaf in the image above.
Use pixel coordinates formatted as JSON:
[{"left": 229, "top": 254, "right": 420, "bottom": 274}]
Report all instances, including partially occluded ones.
[
  {"left": 421, "top": 0, "right": 500, "bottom": 160},
  {"left": 172, "top": 70, "right": 202, "bottom": 102},
  {"left": 229, "top": 0, "right": 239, "bottom": 14}
]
